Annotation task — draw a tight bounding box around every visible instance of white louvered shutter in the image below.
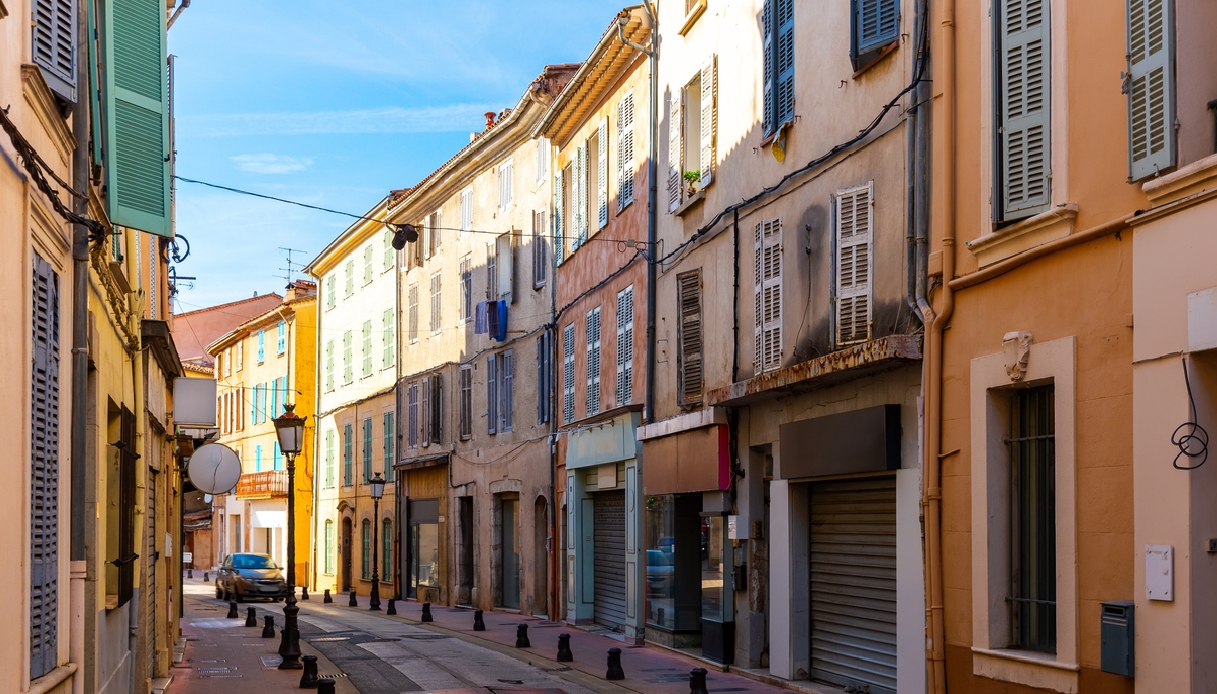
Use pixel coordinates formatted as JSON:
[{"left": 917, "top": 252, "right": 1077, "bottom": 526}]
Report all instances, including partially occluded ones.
[
  {"left": 30, "top": 254, "right": 60, "bottom": 680},
  {"left": 598, "top": 118, "right": 609, "bottom": 229},
  {"left": 615, "top": 286, "right": 634, "bottom": 406},
  {"left": 461, "top": 188, "right": 473, "bottom": 236},
  {"left": 618, "top": 93, "right": 636, "bottom": 208},
  {"left": 1127, "top": 0, "right": 1175, "bottom": 180},
  {"left": 668, "top": 92, "right": 683, "bottom": 212},
  {"left": 33, "top": 0, "right": 76, "bottom": 102},
  {"left": 700, "top": 56, "right": 718, "bottom": 188},
  {"left": 563, "top": 324, "right": 576, "bottom": 423},
  {"left": 678, "top": 271, "right": 704, "bottom": 406},
  {"left": 754, "top": 220, "right": 783, "bottom": 373},
  {"left": 487, "top": 355, "right": 498, "bottom": 435},
  {"left": 836, "top": 184, "right": 874, "bottom": 345},
  {"left": 1000, "top": 0, "right": 1051, "bottom": 219},
  {"left": 554, "top": 169, "right": 566, "bottom": 264},
  {"left": 577, "top": 143, "right": 588, "bottom": 247},
  {"left": 497, "top": 233, "right": 514, "bottom": 303},
  {"left": 586, "top": 308, "right": 601, "bottom": 416}
]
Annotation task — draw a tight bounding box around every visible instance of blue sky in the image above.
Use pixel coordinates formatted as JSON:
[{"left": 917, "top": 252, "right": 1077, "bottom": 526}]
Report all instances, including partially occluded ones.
[{"left": 169, "top": 0, "right": 624, "bottom": 310}]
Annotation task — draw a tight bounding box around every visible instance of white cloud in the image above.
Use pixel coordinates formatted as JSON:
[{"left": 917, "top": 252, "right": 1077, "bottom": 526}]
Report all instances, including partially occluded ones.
[
  {"left": 189, "top": 104, "right": 495, "bottom": 137},
  {"left": 231, "top": 154, "right": 314, "bottom": 174}
]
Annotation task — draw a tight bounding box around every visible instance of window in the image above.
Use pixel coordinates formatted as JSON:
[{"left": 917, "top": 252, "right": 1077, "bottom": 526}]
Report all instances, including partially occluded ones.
[
  {"left": 754, "top": 219, "right": 783, "bottom": 373},
  {"left": 363, "top": 417, "right": 373, "bottom": 483},
  {"left": 407, "top": 381, "right": 419, "bottom": 449},
  {"left": 236, "top": 342, "right": 243, "bottom": 371},
  {"left": 586, "top": 307, "right": 601, "bottom": 416},
  {"left": 617, "top": 93, "right": 636, "bottom": 209},
  {"left": 496, "top": 233, "right": 514, "bottom": 303},
  {"left": 851, "top": 0, "right": 900, "bottom": 71},
  {"left": 460, "top": 255, "right": 473, "bottom": 323},
  {"left": 1127, "top": 0, "right": 1175, "bottom": 179},
  {"left": 537, "top": 332, "right": 551, "bottom": 424},
  {"left": 536, "top": 138, "right": 549, "bottom": 183},
  {"left": 362, "top": 320, "right": 373, "bottom": 377},
  {"left": 383, "top": 308, "right": 395, "bottom": 369},
  {"left": 573, "top": 144, "right": 588, "bottom": 249},
  {"left": 499, "top": 159, "right": 514, "bottom": 210},
  {"left": 361, "top": 520, "right": 372, "bottom": 580},
  {"left": 1008, "top": 385, "right": 1056, "bottom": 653},
  {"left": 383, "top": 412, "right": 395, "bottom": 481},
  {"left": 325, "top": 430, "right": 335, "bottom": 488},
  {"left": 835, "top": 184, "right": 873, "bottom": 345},
  {"left": 460, "top": 188, "right": 473, "bottom": 236},
  {"left": 345, "top": 260, "right": 355, "bottom": 296},
  {"left": 677, "top": 271, "right": 704, "bottom": 406},
  {"left": 428, "top": 211, "right": 442, "bottom": 259},
  {"left": 363, "top": 244, "right": 374, "bottom": 285},
  {"left": 563, "top": 324, "right": 576, "bottom": 423},
  {"left": 459, "top": 366, "right": 473, "bottom": 440},
  {"left": 343, "top": 422, "right": 353, "bottom": 486},
  {"left": 326, "top": 276, "right": 336, "bottom": 309},
  {"left": 487, "top": 355, "right": 498, "bottom": 435},
  {"left": 408, "top": 284, "right": 419, "bottom": 343},
  {"left": 763, "top": 0, "right": 795, "bottom": 136},
  {"left": 324, "top": 520, "right": 335, "bottom": 574},
  {"left": 995, "top": 0, "right": 1050, "bottom": 221},
  {"left": 430, "top": 273, "right": 442, "bottom": 334},
  {"left": 412, "top": 220, "right": 425, "bottom": 268},
  {"left": 270, "top": 378, "right": 279, "bottom": 420},
  {"left": 616, "top": 286, "right": 634, "bottom": 406},
  {"left": 32, "top": 0, "right": 76, "bottom": 102},
  {"left": 257, "top": 330, "right": 265, "bottom": 363},
  {"left": 30, "top": 254, "right": 60, "bottom": 680},
  {"left": 382, "top": 518, "right": 393, "bottom": 580},
  {"left": 422, "top": 374, "right": 442, "bottom": 445},
  {"left": 487, "top": 242, "right": 499, "bottom": 302},
  {"left": 667, "top": 59, "right": 717, "bottom": 212},
  {"left": 592, "top": 119, "right": 608, "bottom": 231},
  {"left": 110, "top": 407, "right": 137, "bottom": 608},
  {"left": 273, "top": 441, "right": 282, "bottom": 470},
  {"left": 276, "top": 321, "right": 286, "bottom": 355},
  {"left": 554, "top": 168, "right": 566, "bottom": 265},
  {"left": 501, "top": 350, "right": 514, "bottom": 432},
  {"left": 343, "top": 330, "right": 353, "bottom": 384},
  {"left": 532, "top": 210, "right": 547, "bottom": 289},
  {"left": 383, "top": 229, "right": 395, "bottom": 271},
  {"left": 223, "top": 349, "right": 231, "bottom": 377},
  {"left": 325, "top": 340, "right": 335, "bottom": 392}
]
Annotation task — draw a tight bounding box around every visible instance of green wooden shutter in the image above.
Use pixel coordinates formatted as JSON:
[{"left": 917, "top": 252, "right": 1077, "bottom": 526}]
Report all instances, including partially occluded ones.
[
  {"left": 103, "top": 0, "right": 171, "bottom": 236},
  {"left": 325, "top": 431, "right": 335, "bottom": 488},
  {"left": 33, "top": 0, "right": 77, "bottom": 102},
  {"left": 1127, "top": 0, "right": 1175, "bottom": 180},
  {"left": 363, "top": 417, "right": 372, "bottom": 483},
  {"left": 383, "top": 412, "right": 395, "bottom": 481},
  {"left": 343, "top": 423, "right": 353, "bottom": 485},
  {"left": 999, "top": 0, "right": 1051, "bottom": 220},
  {"left": 30, "top": 254, "right": 60, "bottom": 680}
]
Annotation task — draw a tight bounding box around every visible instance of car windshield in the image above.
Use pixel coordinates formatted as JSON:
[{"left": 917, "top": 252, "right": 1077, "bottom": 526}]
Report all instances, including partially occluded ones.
[
  {"left": 647, "top": 550, "right": 671, "bottom": 566},
  {"left": 232, "top": 555, "right": 277, "bottom": 569}
]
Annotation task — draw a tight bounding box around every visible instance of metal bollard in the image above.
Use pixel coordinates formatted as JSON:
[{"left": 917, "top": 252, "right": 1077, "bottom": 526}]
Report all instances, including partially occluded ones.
[
  {"left": 315, "top": 676, "right": 336, "bottom": 694},
  {"left": 262, "top": 615, "right": 276, "bottom": 638},
  {"left": 386, "top": 599, "right": 396, "bottom": 615},
  {"left": 299, "top": 654, "right": 319, "bottom": 688},
  {"left": 187, "top": 569, "right": 193, "bottom": 579},
  {"left": 203, "top": 571, "right": 209, "bottom": 582},
  {"left": 556, "top": 633, "right": 573, "bottom": 662},
  {"left": 323, "top": 589, "right": 333, "bottom": 604},
  {"left": 302, "top": 585, "right": 309, "bottom": 600},
  {"left": 689, "top": 668, "right": 709, "bottom": 694},
  {"left": 515, "top": 624, "right": 530, "bottom": 648},
  {"left": 226, "top": 601, "right": 239, "bottom": 619},
  {"left": 245, "top": 606, "right": 258, "bottom": 627},
  {"left": 421, "top": 602, "right": 433, "bottom": 623},
  {"left": 606, "top": 647, "right": 625, "bottom": 680},
  {"left": 473, "top": 609, "right": 485, "bottom": 631},
  {"left": 348, "top": 590, "right": 358, "bottom": 607}
]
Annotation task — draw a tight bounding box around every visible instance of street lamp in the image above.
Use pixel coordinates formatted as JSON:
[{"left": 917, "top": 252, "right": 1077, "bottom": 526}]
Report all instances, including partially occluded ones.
[
  {"left": 368, "top": 472, "right": 386, "bottom": 611},
  {"left": 273, "top": 404, "right": 306, "bottom": 670}
]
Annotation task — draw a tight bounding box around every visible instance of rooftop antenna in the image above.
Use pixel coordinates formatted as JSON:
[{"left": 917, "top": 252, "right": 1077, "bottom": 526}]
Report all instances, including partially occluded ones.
[{"left": 276, "top": 247, "right": 309, "bottom": 286}]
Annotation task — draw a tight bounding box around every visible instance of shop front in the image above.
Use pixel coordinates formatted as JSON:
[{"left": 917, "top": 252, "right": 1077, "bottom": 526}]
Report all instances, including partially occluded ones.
[{"left": 396, "top": 456, "right": 448, "bottom": 605}]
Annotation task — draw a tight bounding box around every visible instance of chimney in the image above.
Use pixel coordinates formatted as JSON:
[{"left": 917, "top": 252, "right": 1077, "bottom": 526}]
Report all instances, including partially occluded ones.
[{"left": 484, "top": 111, "right": 496, "bottom": 130}]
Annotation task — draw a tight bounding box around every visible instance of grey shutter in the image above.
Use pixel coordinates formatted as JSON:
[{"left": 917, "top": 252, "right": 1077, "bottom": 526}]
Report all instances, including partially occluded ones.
[
  {"left": 617, "top": 93, "right": 635, "bottom": 207},
  {"left": 577, "top": 142, "right": 588, "bottom": 247},
  {"left": 597, "top": 118, "right": 609, "bottom": 229},
  {"left": 592, "top": 490, "right": 627, "bottom": 629},
  {"left": 615, "top": 287, "right": 634, "bottom": 406},
  {"left": 421, "top": 377, "right": 431, "bottom": 447},
  {"left": 856, "top": 0, "right": 900, "bottom": 54},
  {"left": 32, "top": 0, "right": 76, "bottom": 101},
  {"left": 537, "top": 333, "right": 551, "bottom": 424},
  {"left": 810, "top": 477, "right": 898, "bottom": 694},
  {"left": 763, "top": 0, "right": 776, "bottom": 135},
  {"left": 836, "top": 184, "right": 873, "bottom": 345},
  {"left": 459, "top": 367, "right": 473, "bottom": 440},
  {"left": 407, "top": 383, "right": 418, "bottom": 448},
  {"left": 430, "top": 373, "right": 443, "bottom": 443},
  {"left": 30, "top": 254, "right": 60, "bottom": 680},
  {"left": 586, "top": 308, "right": 601, "bottom": 416},
  {"left": 775, "top": 0, "right": 796, "bottom": 125},
  {"left": 487, "top": 355, "right": 498, "bottom": 435},
  {"left": 563, "top": 324, "right": 576, "bottom": 423},
  {"left": 554, "top": 169, "right": 566, "bottom": 264},
  {"left": 677, "top": 271, "right": 704, "bottom": 406},
  {"left": 1127, "top": 0, "right": 1175, "bottom": 180},
  {"left": 668, "top": 91, "right": 683, "bottom": 213},
  {"left": 700, "top": 57, "right": 718, "bottom": 188},
  {"left": 501, "top": 350, "right": 514, "bottom": 432},
  {"left": 999, "top": 0, "right": 1051, "bottom": 219}
]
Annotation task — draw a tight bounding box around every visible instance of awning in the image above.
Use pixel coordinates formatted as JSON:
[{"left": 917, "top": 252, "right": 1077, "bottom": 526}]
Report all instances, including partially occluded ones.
[
  {"left": 394, "top": 452, "right": 449, "bottom": 472},
  {"left": 641, "top": 424, "right": 729, "bottom": 496}
]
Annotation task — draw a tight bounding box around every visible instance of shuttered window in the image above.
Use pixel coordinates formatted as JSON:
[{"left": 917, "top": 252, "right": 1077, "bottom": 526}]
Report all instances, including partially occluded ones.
[
  {"left": 428, "top": 374, "right": 443, "bottom": 444},
  {"left": 345, "top": 260, "right": 354, "bottom": 296},
  {"left": 343, "top": 423, "right": 353, "bottom": 486},
  {"left": 362, "top": 417, "right": 373, "bottom": 483},
  {"left": 361, "top": 520, "right": 372, "bottom": 580},
  {"left": 615, "top": 287, "right": 634, "bottom": 407},
  {"left": 501, "top": 350, "right": 514, "bottom": 432},
  {"left": 487, "top": 242, "right": 499, "bottom": 302},
  {"left": 430, "top": 274, "right": 442, "bottom": 334},
  {"left": 532, "top": 210, "right": 547, "bottom": 288},
  {"left": 421, "top": 377, "right": 432, "bottom": 447},
  {"left": 361, "top": 320, "right": 372, "bottom": 377},
  {"left": 407, "top": 381, "right": 419, "bottom": 449},
  {"left": 997, "top": 0, "right": 1051, "bottom": 220},
  {"left": 257, "top": 330, "right": 265, "bottom": 363},
  {"left": 597, "top": 118, "right": 610, "bottom": 230},
  {"left": 487, "top": 355, "right": 498, "bottom": 435},
  {"left": 428, "top": 211, "right": 442, "bottom": 258},
  {"left": 499, "top": 160, "right": 514, "bottom": 210},
  {"left": 408, "top": 284, "right": 419, "bottom": 343},
  {"left": 852, "top": 0, "right": 900, "bottom": 70},
  {"left": 382, "top": 519, "right": 393, "bottom": 578},
  {"left": 677, "top": 270, "right": 704, "bottom": 407},
  {"left": 699, "top": 56, "right": 717, "bottom": 188},
  {"left": 326, "top": 276, "right": 336, "bottom": 309},
  {"left": 763, "top": 0, "right": 796, "bottom": 136},
  {"left": 460, "top": 256, "right": 473, "bottom": 322},
  {"left": 586, "top": 308, "right": 602, "bottom": 416},
  {"left": 277, "top": 321, "right": 287, "bottom": 354},
  {"left": 1127, "top": 0, "right": 1175, "bottom": 180},
  {"left": 324, "top": 520, "right": 335, "bottom": 574},
  {"left": 116, "top": 406, "right": 137, "bottom": 607},
  {"left": 617, "top": 93, "right": 636, "bottom": 209},
  {"left": 383, "top": 412, "right": 395, "bottom": 481},
  {"left": 325, "top": 340, "right": 335, "bottom": 392},
  {"left": 575, "top": 143, "right": 588, "bottom": 249},
  {"left": 102, "top": 0, "right": 171, "bottom": 236},
  {"left": 836, "top": 184, "right": 873, "bottom": 345},
  {"left": 563, "top": 324, "right": 576, "bottom": 424},
  {"left": 554, "top": 169, "right": 566, "bottom": 265},
  {"left": 461, "top": 188, "right": 473, "bottom": 235},
  {"left": 754, "top": 220, "right": 783, "bottom": 373},
  {"left": 363, "top": 244, "right": 374, "bottom": 285},
  {"left": 383, "top": 308, "right": 394, "bottom": 369},
  {"left": 325, "top": 430, "right": 335, "bottom": 488},
  {"left": 496, "top": 233, "right": 514, "bottom": 303},
  {"left": 667, "top": 90, "right": 684, "bottom": 212},
  {"left": 459, "top": 366, "right": 473, "bottom": 440},
  {"left": 537, "top": 332, "right": 551, "bottom": 424},
  {"left": 342, "top": 330, "right": 353, "bottom": 383},
  {"left": 383, "top": 229, "right": 395, "bottom": 271},
  {"left": 30, "top": 254, "right": 60, "bottom": 680},
  {"left": 254, "top": 444, "right": 262, "bottom": 472},
  {"left": 33, "top": 0, "right": 76, "bottom": 101}
]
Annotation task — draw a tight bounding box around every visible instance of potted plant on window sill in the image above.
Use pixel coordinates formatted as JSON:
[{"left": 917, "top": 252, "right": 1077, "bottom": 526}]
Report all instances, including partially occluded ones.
[{"left": 683, "top": 170, "right": 701, "bottom": 198}]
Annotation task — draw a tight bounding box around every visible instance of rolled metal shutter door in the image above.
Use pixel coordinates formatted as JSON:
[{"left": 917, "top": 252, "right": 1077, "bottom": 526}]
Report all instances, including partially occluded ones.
[
  {"left": 810, "top": 476, "right": 897, "bottom": 694},
  {"left": 592, "top": 490, "right": 627, "bottom": 629}
]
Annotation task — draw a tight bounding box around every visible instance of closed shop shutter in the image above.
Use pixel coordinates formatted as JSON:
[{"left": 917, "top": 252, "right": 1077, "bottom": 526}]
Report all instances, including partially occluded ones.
[
  {"left": 593, "top": 490, "right": 627, "bottom": 629},
  {"left": 810, "top": 476, "right": 897, "bottom": 694}
]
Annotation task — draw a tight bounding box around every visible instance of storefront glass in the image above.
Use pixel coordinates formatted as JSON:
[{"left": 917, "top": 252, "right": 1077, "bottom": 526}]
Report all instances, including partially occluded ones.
[
  {"left": 645, "top": 494, "right": 702, "bottom": 631},
  {"left": 408, "top": 497, "right": 440, "bottom": 598},
  {"left": 701, "top": 515, "right": 725, "bottom": 622}
]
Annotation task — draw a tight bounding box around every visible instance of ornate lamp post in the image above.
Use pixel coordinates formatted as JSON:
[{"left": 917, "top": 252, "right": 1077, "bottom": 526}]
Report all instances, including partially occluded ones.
[
  {"left": 273, "top": 404, "right": 306, "bottom": 670},
  {"left": 368, "top": 472, "right": 385, "bottom": 611}
]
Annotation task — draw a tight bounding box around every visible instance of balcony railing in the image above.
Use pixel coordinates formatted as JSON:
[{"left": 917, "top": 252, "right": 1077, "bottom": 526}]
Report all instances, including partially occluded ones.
[{"left": 235, "top": 470, "right": 289, "bottom": 500}]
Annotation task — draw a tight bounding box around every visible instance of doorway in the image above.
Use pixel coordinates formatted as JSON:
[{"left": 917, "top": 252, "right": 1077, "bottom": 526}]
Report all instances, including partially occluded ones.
[
  {"left": 533, "top": 496, "right": 548, "bottom": 617},
  {"left": 498, "top": 496, "right": 520, "bottom": 609},
  {"left": 341, "top": 517, "right": 353, "bottom": 591},
  {"left": 457, "top": 497, "right": 473, "bottom": 606}
]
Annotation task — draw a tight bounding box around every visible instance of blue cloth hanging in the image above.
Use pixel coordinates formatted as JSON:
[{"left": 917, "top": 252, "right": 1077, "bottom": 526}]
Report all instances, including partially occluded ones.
[
  {"left": 488, "top": 300, "right": 507, "bottom": 341},
  {"left": 475, "top": 300, "right": 489, "bottom": 334}
]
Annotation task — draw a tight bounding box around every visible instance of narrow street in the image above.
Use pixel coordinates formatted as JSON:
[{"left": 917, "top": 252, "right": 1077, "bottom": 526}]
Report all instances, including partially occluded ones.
[{"left": 171, "top": 576, "right": 786, "bottom": 694}]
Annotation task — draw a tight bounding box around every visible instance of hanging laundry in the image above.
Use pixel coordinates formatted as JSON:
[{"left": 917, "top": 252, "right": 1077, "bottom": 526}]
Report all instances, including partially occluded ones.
[
  {"left": 475, "top": 300, "right": 489, "bottom": 334},
  {"left": 491, "top": 300, "right": 509, "bottom": 342}
]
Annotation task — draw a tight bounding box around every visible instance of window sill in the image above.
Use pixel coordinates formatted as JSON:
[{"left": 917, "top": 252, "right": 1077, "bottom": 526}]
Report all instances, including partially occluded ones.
[
  {"left": 678, "top": 0, "right": 707, "bottom": 36},
  {"left": 673, "top": 188, "right": 706, "bottom": 217},
  {"left": 760, "top": 119, "right": 793, "bottom": 148},
  {"left": 971, "top": 647, "right": 1079, "bottom": 693},
  {"left": 851, "top": 40, "right": 899, "bottom": 79},
  {"left": 967, "top": 203, "right": 1078, "bottom": 268}
]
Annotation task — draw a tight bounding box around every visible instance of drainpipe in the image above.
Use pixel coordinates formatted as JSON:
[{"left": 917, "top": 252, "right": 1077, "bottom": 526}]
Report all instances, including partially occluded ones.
[
  {"left": 732, "top": 208, "right": 741, "bottom": 383},
  {"left": 922, "top": 0, "right": 955, "bottom": 688},
  {"left": 905, "top": 98, "right": 919, "bottom": 322},
  {"left": 548, "top": 156, "right": 559, "bottom": 620}
]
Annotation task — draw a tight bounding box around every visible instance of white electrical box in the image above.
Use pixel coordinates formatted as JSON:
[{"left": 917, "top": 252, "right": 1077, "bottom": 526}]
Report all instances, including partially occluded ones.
[
  {"left": 1146, "top": 544, "right": 1174, "bottom": 601},
  {"left": 728, "top": 515, "right": 748, "bottom": 540}
]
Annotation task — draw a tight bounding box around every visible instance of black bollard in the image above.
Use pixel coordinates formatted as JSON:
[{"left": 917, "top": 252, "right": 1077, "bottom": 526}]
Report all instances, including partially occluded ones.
[
  {"left": 556, "top": 633, "right": 573, "bottom": 662},
  {"left": 262, "top": 615, "right": 276, "bottom": 638},
  {"left": 473, "top": 609, "right": 485, "bottom": 631},
  {"left": 187, "top": 569, "right": 193, "bottom": 579},
  {"left": 302, "top": 585, "right": 309, "bottom": 601},
  {"left": 421, "top": 602, "right": 433, "bottom": 623},
  {"left": 245, "top": 606, "right": 258, "bottom": 627},
  {"left": 689, "top": 668, "right": 709, "bottom": 694},
  {"left": 386, "top": 599, "right": 396, "bottom": 615},
  {"left": 323, "top": 589, "right": 333, "bottom": 604},
  {"left": 606, "top": 647, "right": 625, "bottom": 680},
  {"left": 515, "top": 624, "right": 531, "bottom": 648},
  {"left": 315, "top": 677, "right": 336, "bottom": 694},
  {"left": 299, "top": 654, "right": 319, "bottom": 688},
  {"left": 348, "top": 590, "right": 358, "bottom": 607},
  {"left": 203, "top": 571, "right": 209, "bottom": 582},
  {"left": 226, "top": 601, "right": 239, "bottom": 619}
]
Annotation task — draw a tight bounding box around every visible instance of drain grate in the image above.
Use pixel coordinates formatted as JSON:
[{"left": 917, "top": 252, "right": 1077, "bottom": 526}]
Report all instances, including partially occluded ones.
[
  {"left": 317, "top": 673, "right": 349, "bottom": 679},
  {"left": 401, "top": 634, "right": 450, "bottom": 641},
  {"left": 193, "top": 674, "right": 243, "bottom": 679},
  {"left": 194, "top": 667, "right": 236, "bottom": 674},
  {"left": 311, "top": 636, "right": 351, "bottom": 642},
  {"left": 188, "top": 659, "right": 226, "bottom": 664}
]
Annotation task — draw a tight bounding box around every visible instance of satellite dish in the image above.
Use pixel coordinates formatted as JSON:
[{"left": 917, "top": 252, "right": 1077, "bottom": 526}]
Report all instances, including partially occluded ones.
[{"left": 188, "top": 443, "right": 242, "bottom": 495}]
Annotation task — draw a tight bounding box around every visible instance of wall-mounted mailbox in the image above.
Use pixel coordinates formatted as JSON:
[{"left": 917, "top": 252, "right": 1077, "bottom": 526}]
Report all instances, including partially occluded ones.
[{"left": 1100, "top": 600, "right": 1135, "bottom": 677}]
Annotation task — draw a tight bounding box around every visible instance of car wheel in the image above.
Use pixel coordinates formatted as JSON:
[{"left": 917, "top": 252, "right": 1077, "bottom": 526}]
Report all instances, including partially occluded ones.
[{"left": 215, "top": 582, "right": 222, "bottom": 599}]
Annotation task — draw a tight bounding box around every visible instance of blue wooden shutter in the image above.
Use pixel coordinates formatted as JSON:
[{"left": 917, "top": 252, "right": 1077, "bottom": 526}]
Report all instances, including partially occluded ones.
[
  {"left": 502, "top": 350, "right": 514, "bottom": 432},
  {"left": 257, "top": 331, "right": 265, "bottom": 362},
  {"left": 999, "top": 0, "right": 1051, "bottom": 219},
  {"left": 102, "top": 0, "right": 171, "bottom": 236},
  {"left": 270, "top": 378, "right": 278, "bottom": 419},
  {"left": 775, "top": 0, "right": 796, "bottom": 126},
  {"left": 30, "top": 254, "right": 60, "bottom": 680},
  {"left": 33, "top": 0, "right": 77, "bottom": 102},
  {"left": 854, "top": 0, "right": 900, "bottom": 60},
  {"left": 763, "top": 0, "right": 775, "bottom": 135},
  {"left": 1127, "top": 0, "right": 1175, "bottom": 180},
  {"left": 277, "top": 321, "right": 286, "bottom": 354},
  {"left": 361, "top": 521, "right": 371, "bottom": 579},
  {"left": 255, "top": 444, "right": 262, "bottom": 472}
]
